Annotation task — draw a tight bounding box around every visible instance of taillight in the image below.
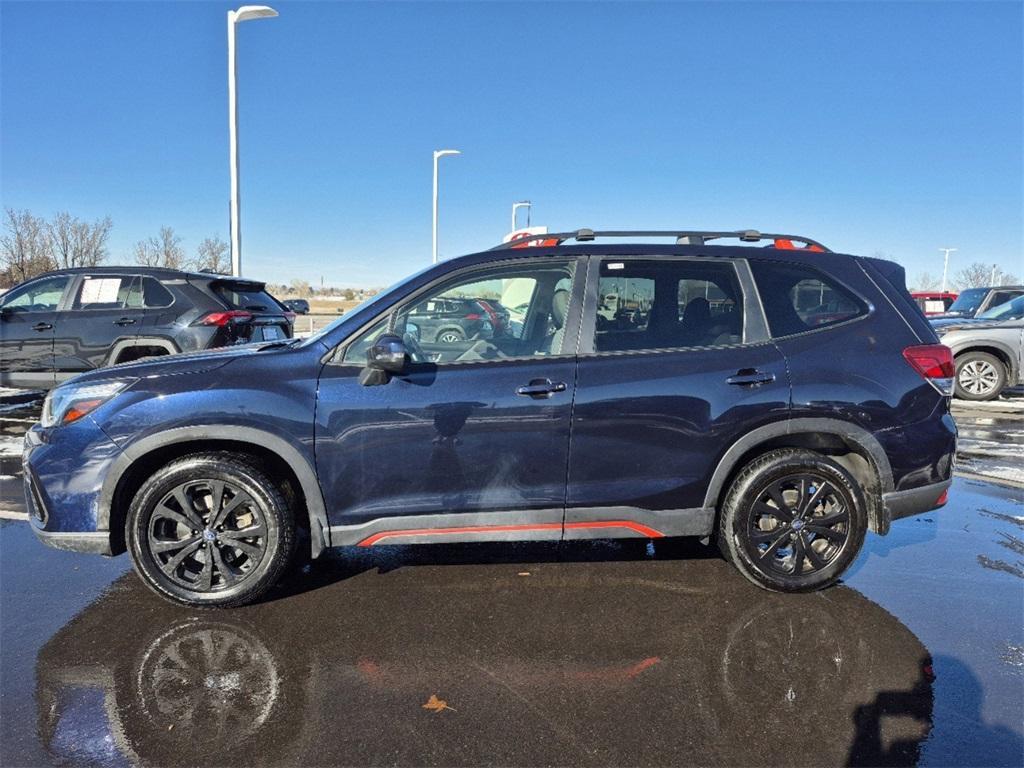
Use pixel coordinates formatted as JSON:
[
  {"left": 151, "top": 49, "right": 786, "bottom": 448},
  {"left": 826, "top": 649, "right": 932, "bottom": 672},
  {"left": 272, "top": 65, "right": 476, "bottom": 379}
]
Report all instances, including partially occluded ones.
[
  {"left": 196, "top": 310, "right": 253, "bottom": 326},
  {"left": 284, "top": 311, "right": 296, "bottom": 323},
  {"left": 903, "top": 344, "right": 955, "bottom": 395}
]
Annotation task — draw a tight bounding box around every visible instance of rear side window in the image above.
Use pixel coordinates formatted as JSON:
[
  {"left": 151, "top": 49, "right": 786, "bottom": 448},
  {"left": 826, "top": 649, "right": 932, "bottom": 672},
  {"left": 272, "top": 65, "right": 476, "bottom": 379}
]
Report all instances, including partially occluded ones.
[
  {"left": 594, "top": 259, "right": 744, "bottom": 352},
  {"left": 73, "top": 275, "right": 137, "bottom": 310},
  {"left": 750, "top": 261, "right": 865, "bottom": 337},
  {"left": 213, "top": 283, "right": 282, "bottom": 313}
]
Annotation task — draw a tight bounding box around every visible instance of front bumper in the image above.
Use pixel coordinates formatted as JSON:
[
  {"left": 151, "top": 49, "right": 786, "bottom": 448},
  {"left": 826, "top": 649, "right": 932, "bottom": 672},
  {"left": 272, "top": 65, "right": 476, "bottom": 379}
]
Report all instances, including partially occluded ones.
[
  {"left": 23, "top": 417, "right": 123, "bottom": 554},
  {"left": 31, "top": 527, "right": 113, "bottom": 555},
  {"left": 882, "top": 478, "right": 952, "bottom": 522}
]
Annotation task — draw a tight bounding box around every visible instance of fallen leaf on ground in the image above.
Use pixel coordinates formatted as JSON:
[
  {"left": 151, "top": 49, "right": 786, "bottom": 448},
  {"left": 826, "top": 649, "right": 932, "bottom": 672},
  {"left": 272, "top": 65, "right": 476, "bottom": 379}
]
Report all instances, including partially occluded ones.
[{"left": 422, "top": 694, "right": 456, "bottom": 713}]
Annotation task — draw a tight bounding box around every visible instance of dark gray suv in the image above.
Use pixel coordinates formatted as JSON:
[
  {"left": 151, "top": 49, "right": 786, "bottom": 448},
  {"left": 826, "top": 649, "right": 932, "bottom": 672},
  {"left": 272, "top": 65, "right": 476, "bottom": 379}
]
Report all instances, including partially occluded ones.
[{"left": 0, "top": 267, "right": 293, "bottom": 389}]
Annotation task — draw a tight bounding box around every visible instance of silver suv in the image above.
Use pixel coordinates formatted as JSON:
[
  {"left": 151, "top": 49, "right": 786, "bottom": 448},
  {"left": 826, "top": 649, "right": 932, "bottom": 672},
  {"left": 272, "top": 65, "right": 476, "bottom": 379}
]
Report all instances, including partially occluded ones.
[{"left": 937, "top": 295, "right": 1024, "bottom": 400}]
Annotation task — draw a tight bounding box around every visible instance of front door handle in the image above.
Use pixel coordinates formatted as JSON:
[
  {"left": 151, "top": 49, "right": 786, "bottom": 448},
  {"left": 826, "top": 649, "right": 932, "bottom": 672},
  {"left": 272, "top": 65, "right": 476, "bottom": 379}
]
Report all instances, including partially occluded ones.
[
  {"left": 727, "top": 369, "right": 776, "bottom": 386},
  {"left": 32, "top": 322, "right": 53, "bottom": 332},
  {"left": 114, "top": 317, "right": 136, "bottom": 326},
  {"left": 516, "top": 378, "right": 568, "bottom": 398}
]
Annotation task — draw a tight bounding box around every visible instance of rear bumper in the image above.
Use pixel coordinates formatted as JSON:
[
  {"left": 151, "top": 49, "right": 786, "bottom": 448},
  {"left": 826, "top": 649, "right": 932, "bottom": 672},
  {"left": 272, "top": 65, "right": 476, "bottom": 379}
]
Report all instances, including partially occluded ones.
[{"left": 882, "top": 478, "right": 952, "bottom": 522}]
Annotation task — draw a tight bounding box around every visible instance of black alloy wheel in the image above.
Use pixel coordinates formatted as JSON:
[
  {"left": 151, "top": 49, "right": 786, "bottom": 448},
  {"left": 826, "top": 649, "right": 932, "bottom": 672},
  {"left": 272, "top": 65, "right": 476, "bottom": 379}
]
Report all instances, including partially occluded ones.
[
  {"left": 719, "top": 449, "right": 867, "bottom": 592},
  {"left": 128, "top": 453, "right": 295, "bottom": 608}
]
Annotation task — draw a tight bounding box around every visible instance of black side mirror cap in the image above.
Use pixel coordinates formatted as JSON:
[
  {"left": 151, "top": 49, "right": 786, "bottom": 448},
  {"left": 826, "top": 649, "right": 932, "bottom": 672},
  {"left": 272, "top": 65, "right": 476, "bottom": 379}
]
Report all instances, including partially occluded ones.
[{"left": 360, "top": 333, "right": 407, "bottom": 386}]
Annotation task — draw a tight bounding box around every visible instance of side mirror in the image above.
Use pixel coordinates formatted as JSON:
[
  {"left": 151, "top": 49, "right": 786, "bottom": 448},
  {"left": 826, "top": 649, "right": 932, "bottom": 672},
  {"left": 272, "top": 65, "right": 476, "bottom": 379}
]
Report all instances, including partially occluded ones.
[
  {"left": 405, "top": 322, "right": 421, "bottom": 342},
  {"left": 359, "top": 333, "right": 407, "bottom": 386}
]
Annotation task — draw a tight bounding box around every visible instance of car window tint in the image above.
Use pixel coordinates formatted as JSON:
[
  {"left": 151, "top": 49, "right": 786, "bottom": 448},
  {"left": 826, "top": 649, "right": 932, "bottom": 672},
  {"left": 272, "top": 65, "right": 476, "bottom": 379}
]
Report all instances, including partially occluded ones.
[
  {"left": 72, "top": 275, "right": 136, "bottom": 310},
  {"left": 343, "top": 261, "right": 575, "bottom": 365},
  {"left": 594, "top": 259, "right": 743, "bottom": 352},
  {"left": 139, "top": 277, "right": 174, "bottom": 308},
  {"left": 750, "top": 261, "right": 865, "bottom": 337},
  {"left": 213, "top": 283, "right": 281, "bottom": 312},
  {"left": 0, "top": 275, "right": 70, "bottom": 312}
]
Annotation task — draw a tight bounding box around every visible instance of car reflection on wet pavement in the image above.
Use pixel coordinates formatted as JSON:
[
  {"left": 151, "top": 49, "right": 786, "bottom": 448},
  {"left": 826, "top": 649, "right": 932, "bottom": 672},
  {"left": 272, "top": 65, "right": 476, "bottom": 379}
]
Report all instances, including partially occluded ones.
[{"left": 0, "top": 476, "right": 1020, "bottom": 767}]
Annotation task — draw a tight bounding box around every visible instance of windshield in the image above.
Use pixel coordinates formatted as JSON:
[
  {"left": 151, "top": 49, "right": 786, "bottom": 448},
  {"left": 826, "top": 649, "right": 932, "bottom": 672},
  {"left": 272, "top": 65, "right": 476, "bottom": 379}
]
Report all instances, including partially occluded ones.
[
  {"left": 978, "top": 295, "right": 1024, "bottom": 321},
  {"left": 296, "top": 268, "right": 430, "bottom": 348},
  {"left": 947, "top": 288, "right": 987, "bottom": 314}
]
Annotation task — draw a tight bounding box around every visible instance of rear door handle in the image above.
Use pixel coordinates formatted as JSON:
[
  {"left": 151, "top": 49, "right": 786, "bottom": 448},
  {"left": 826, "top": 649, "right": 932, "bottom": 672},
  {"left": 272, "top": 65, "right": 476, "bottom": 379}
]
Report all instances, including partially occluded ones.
[
  {"left": 32, "top": 322, "right": 53, "bottom": 332},
  {"left": 114, "top": 317, "right": 136, "bottom": 326},
  {"left": 727, "top": 369, "right": 776, "bottom": 386},
  {"left": 516, "top": 378, "right": 568, "bottom": 398}
]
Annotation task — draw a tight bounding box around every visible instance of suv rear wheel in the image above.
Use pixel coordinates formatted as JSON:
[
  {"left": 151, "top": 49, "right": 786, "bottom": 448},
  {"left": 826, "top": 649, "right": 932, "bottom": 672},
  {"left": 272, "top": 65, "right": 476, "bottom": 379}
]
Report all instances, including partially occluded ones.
[
  {"left": 718, "top": 449, "right": 867, "bottom": 592},
  {"left": 954, "top": 351, "right": 1006, "bottom": 401},
  {"left": 127, "top": 453, "right": 295, "bottom": 608}
]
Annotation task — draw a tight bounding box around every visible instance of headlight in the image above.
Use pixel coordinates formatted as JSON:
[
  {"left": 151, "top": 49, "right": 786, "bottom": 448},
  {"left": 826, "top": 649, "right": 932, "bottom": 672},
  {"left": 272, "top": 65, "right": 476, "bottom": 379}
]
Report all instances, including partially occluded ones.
[{"left": 41, "top": 380, "right": 135, "bottom": 427}]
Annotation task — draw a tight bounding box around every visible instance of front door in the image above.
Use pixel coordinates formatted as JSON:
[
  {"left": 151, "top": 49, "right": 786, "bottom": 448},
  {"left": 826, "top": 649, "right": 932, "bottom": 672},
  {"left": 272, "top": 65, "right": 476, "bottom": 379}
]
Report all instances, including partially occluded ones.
[
  {"left": 315, "top": 258, "right": 584, "bottom": 547},
  {"left": 0, "top": 274, "right": 72, "bottom": 388},
  {"left": 565, "top": 255, "right": 791, "bottom": 539}
]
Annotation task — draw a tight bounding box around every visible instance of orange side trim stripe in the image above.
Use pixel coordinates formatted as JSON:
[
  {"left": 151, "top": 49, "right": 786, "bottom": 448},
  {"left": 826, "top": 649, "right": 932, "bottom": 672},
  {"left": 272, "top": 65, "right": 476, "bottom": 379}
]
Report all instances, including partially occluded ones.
[{"left": 356, "top": 520, "right": 664, "bottom": 547}]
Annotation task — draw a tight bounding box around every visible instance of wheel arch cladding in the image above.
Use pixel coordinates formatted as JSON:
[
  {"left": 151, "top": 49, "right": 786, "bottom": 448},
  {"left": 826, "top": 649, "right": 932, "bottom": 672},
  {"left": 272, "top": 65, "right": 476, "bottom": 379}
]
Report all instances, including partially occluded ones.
[
  {"left": 703, "top": 418, "right": 893, "bottom": 534},
  {"left": 98, "top": 426, "right": 328, "bottom": 558}
]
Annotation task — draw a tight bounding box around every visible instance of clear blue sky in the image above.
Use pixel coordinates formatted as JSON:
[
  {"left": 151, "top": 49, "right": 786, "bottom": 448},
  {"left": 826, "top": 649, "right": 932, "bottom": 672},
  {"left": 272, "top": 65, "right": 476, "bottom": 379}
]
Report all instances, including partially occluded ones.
[{"left": 2, "top": 1, "right": 1021, "bottom": 287}]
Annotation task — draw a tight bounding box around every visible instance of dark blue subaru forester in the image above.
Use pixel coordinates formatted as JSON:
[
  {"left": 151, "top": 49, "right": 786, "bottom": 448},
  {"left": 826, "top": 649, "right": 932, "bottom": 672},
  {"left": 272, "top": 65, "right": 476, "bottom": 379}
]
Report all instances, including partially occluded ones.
[{"left": 23, "top": 229, "right": 957, "bottom": 607}]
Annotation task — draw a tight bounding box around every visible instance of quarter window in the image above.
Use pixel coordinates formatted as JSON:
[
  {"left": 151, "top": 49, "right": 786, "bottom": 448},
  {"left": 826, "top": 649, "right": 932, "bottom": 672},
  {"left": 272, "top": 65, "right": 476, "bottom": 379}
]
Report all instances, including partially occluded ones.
[
  {"left": 750, "top": 261, "right": 865, "bottom": 337},
  {"left": 594, "top": 259, "right": 744, "bottom": 352}
]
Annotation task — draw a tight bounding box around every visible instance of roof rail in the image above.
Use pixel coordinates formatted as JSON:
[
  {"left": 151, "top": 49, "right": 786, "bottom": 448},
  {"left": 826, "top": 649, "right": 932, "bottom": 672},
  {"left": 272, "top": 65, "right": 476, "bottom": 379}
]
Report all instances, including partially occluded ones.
[{"left": 490, "top": 229, "right": 831, "bottom": 252}]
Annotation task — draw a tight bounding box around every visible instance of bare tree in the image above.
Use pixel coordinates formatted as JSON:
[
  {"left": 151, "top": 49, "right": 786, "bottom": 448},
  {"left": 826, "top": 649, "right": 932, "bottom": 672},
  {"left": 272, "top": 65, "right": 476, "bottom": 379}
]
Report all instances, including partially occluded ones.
[
  {"left": 912, "top": 271, "right": 940, "bottom": 292},
  {"left": 953, "top": 262, "right": 999, "bottom": 290},
  {"left": 134, "top": 226, "right": 184, "bottom": 269},
  {"left": 49, "top": 212, "right": 112, "bottom": 269},
  {"left": 289, "top": 278, "right": 312, "bottom": 297},
  {"left": 0, "top": 208, "right": 55, "bottom": 286},
  {"left": 192, "top": 236, "right": 230, "bottom": 274}
]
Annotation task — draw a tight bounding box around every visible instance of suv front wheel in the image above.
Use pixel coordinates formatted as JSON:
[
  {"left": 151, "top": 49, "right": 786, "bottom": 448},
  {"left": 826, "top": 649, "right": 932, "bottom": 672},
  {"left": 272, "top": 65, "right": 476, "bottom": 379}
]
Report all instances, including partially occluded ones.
[
  {"left": 127, "top": 453, "right": 295, "bottom": 608},
  {"left": 718, "top": 449, "right": 867, "bottom": 592}
]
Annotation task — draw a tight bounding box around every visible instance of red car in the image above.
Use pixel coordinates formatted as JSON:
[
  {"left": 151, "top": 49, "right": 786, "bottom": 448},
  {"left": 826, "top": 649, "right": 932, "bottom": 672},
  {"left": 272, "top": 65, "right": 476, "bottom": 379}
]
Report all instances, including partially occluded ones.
[{"left": 911, "top": 291, "right": 958, "bottom": 316}]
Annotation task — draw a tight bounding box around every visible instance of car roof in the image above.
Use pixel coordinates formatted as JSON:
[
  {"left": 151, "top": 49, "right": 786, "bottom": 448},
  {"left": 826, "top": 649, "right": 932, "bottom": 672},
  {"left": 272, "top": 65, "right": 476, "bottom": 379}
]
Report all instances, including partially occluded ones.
[
  {"left": 445, "top": 242, "right": 868, "bottom": 271},
  {"left": 38, "top": 266, "right": 266, "bottom": 284}
]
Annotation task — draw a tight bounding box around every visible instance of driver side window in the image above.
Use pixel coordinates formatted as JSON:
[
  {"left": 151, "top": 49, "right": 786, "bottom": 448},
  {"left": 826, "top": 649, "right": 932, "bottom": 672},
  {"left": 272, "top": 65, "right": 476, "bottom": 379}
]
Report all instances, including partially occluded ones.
[
  {"left": 342, "top": 261, "right": 576, "bottom": 365},
  {"left": 0, "top": 275, "right": 70, "bottom": 313}
]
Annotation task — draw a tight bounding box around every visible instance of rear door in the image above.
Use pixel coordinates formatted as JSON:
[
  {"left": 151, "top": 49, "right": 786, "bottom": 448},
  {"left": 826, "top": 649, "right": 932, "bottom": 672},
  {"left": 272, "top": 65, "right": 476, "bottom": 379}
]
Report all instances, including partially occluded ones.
[
  {"left": 565, "top": 255, "right": 790, "bottom": 539},
  {"left": 0, "top": 274, "right": 72, "bottom": 387},
  {"left": 210, "top": 280, "right": 293, "bottom": 342},
  {"left": 53, "top": 274, "right": 146, "bottom": 373}
]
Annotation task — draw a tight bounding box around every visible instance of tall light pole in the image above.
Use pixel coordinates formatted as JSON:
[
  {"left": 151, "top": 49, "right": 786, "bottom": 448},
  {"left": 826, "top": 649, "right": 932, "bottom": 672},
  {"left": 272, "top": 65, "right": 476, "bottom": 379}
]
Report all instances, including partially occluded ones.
[
  {"left": 432, "top": 149, "right": 461, "bottom": 264},
  {"left": 939, "top": 247, "right": 957, "bottom": 293},
  {"left": 512, "top": 200, "right": 531, "bottom": 232},
  {"left": 228, "top": 5, "right": 278, "bottom": 277}
]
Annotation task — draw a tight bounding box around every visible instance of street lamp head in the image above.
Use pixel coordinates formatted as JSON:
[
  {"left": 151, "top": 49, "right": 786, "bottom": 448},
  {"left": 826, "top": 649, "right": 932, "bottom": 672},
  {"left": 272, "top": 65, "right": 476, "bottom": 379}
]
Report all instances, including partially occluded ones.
[
  {"left": 232, "top": 5, "right": 278, "bottom": 23},
  {"left": 434, "top": 149, "right": 461, "bottom": 160}
]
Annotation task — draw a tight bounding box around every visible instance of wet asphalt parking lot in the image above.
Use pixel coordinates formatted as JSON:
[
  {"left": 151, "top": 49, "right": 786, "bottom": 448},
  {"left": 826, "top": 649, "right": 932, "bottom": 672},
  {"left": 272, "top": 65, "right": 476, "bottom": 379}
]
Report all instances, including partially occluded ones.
[{"left": 1, "top": 393, "right": 1022, "bottom": 766}]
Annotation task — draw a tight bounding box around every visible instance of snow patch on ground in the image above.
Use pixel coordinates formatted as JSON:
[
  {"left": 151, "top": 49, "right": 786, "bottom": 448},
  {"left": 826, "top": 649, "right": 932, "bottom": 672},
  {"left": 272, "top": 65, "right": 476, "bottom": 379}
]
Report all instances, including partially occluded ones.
[{"left": 0, "top": 435, "right": 25, "bottom": 458}]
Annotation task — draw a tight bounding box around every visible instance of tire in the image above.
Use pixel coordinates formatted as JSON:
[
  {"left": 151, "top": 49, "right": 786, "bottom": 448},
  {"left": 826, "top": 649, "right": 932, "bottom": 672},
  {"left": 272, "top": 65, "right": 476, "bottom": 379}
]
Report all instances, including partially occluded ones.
[
  {"left": 127, "top": 452, "right": 295, "bottom": 608},
  {"left": 717, "top": 449, "right": 867, "bottom": 593},
  {"left": 954, "top": 351, "right": 1006, "bottom": 401},
  {"left": 436, "top": 328, "right": 465, "bottom": 344}
]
